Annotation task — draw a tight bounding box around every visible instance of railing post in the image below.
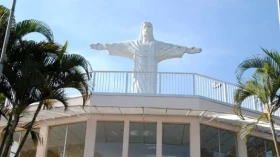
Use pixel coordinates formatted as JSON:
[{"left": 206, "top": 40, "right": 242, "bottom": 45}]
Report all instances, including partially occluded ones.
[
  {"left": 223, "top": 83, "right": 228, "bottom": 103},
  {"left": 92, "top": 71, "right": 96, "bottom": 92},
  {"left": 159, "top": 73, "right": 161, "bottom": 94},
  {"left": 107, "top": 72, "right": 111, "bottom": 92},
  {"left": 193, "top": 74, "right": 196, "bottom": 95},
  {"left": 253, "top": 95, "right": 257, "bottom": 111},
  {"left": 125, "top": 72, "right": 129, "bottom": 93}
]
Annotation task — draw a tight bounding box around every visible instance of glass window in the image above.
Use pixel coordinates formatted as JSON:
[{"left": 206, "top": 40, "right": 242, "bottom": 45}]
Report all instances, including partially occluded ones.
[
  {"left": 200, "top": 125, "right": 237, "bottom": 157},
  {"left": 11, "top": 129, "right": 39, "bottom": 157},
  {"left": 47, "top": 125, "right": 67, "bottom": 156},
  {"left": 162, "top": 124, "right": 190, "bottom": 157},
  {"left": 95, "top": 122, "right": 124, "bottom": 157},
  {"left": 46, "top": 122, "right": 86, "bottom": 157},
  {"left": 247, "top": 136, "right": 277, "bottom": 157},
  {"left": 265, "top": 140, "right": 277, "bottom": 157},
  {"left": 219, "top": 129, "right": 237, "bottom": 156},
  {"left": 128, "top": 123, "right": 156, "bottom": 156}
]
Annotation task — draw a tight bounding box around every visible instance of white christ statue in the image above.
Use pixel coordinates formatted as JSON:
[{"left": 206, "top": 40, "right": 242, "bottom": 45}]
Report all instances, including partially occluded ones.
[{"left": 90, "top": 22, "right": 202, "bottom": 94}]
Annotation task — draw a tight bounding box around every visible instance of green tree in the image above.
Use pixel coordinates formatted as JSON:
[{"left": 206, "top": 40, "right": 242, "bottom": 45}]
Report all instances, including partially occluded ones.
[
  {"left": 234, "top": 48, "right": 280, "bottom": 157},
  {"left": 0, "top": 5, "right": 54, "bottom": 156},
  {"left": 0, "top": 5, "right": 92, "bottom": 156}
]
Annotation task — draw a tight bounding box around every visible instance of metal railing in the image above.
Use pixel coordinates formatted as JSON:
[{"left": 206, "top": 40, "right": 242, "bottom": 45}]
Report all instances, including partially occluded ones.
[{"left": 67, "top": 71, "right": 279, "bottom": 117}]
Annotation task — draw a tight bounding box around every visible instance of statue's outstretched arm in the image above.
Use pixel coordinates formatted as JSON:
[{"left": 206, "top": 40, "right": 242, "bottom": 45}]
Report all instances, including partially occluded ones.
[
  {"left": 90, "top": 43, "right": 107, "bottom": 50},
  {"left": 184, "top": 47, "right": 202, "bottom": 54},
  {"left": 90, "top": 42, "right": 133, "bottom": 59},
  {"left": 158, "top": 42, "right": 202, "bottom": 62}
]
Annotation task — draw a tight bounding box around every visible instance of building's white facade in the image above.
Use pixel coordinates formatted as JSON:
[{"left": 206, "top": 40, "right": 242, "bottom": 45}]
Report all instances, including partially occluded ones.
[{"left": 6, "top": 72, "right": 280, "bottom": 157}]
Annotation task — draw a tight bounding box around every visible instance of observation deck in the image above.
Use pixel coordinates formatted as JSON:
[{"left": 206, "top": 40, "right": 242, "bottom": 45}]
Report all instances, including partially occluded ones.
[{"left": 86, "top": 71, "right": 276, "bottom": 116}]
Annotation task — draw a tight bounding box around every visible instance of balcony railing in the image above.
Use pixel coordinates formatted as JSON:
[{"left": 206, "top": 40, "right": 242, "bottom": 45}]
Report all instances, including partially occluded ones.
[{"left": 67, "top": 71, "right": 279, "bottom": 117}]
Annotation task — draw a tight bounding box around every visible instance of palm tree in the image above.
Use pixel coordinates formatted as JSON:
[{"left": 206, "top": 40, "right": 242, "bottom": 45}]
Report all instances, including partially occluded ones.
[
  {"left": 0, "top": 5, "right": 56, "bottom": 156},
  {"left": 0, "top": 41, "right": 92, "bottom": 156},
  {"left": 0, "top": 5, "right": 92, "bottom": 156},
  {"left": 0, "top": 5, "right": 54, "bottom": 156},
  {"left": 234, "top": 48, "right": 280, "bottom": 157},
  {"left": 1, "top": 41, "right": 92, "bottom": 156}
]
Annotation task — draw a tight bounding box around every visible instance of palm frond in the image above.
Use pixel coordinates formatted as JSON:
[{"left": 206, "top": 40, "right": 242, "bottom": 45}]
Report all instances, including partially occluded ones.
[
  {"left": 55, "top": 54, "right": 92, "bottom": 77},
  {"left": 239, "top": 113, "right": 269, "bottom": 140},
  {"left": 53, "top": 71, "right": 91, "bottom": 105},
  {"left": 235, "top": 55, "right": 266, "bottom": 81},
  {"left": 30, "top": 130, "right": 42, "bottom": 145},
  {"left": 262, "top": 48, "right": 280, "bottom": 75},
  {"left": 42, "top": 99, "right": 55, "bottom": 110},
  {"left": 15, "top": 20, "right": 53, "bottom": 42},
  {"left": 0, "top": 5, "right": 11, "bottom": 27},
  {"left": 42, "top": 90, "right": 68, "bottom": 110},
  {"left": 57, "top": 41, "right": 68, "bottom": 60}
]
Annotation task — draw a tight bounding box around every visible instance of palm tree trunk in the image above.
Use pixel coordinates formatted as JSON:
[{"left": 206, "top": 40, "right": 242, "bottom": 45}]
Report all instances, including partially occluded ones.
[
  {"left": 0, "top": 116, "right": 12, "bottom": 155},
  {"left": 2, "top": 114, "right": 19, "bottom": 157},
  {"left": 14, "top": 102, "right": 43, "bottom": 156},
  {"left": 269, "top": 116, "right": 280, "bottom": 157}
]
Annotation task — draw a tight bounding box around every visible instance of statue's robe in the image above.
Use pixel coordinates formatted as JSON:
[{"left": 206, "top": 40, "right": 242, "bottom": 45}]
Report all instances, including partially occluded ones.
[{"left": 105, "top": 40, "right": 188, "bottom": 94}]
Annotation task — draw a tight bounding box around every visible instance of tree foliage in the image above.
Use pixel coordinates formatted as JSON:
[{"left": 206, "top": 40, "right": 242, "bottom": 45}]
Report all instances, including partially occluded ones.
[
  {"left": 0, "top": 5, "right": 92, "bottom": 156},
  {"left": 234, "top": 48, "right": 280, "bottom": 156}
]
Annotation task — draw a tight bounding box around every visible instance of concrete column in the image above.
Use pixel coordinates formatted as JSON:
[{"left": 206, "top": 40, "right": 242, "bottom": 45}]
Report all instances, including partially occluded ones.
[
  {"left": 237, "top": 138, "right": 248, "bottom": 157},
  {"left": 156, "top": 120, "right": 162, "bottom": 157},
  {"left": 83, "top": 117, "right": 97, "bottom": 157},
  {"left": 190, "top": 120, "right": 200, "bottom": 157},
  {"left": 36, "top": 122, "right": 49, "bottom": 157},
  {"left": 122, "top": 120, "right": 130, "bottom": 157}
]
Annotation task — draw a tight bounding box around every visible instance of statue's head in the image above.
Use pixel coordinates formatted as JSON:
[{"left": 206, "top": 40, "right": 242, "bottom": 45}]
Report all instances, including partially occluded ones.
[{"left": 139, "top": 22, "right": 154, "bottom": 41}]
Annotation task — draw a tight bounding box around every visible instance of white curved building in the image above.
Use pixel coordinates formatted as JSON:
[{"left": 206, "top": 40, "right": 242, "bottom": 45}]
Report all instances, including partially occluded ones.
[{"left": 8, "top": 72, "right": 280, "bottom": 157}]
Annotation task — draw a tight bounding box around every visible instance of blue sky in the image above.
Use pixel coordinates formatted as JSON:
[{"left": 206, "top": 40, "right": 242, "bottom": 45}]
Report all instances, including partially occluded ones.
[{"left": 2, "top": 0, "right": 280, "bottom": 84}]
